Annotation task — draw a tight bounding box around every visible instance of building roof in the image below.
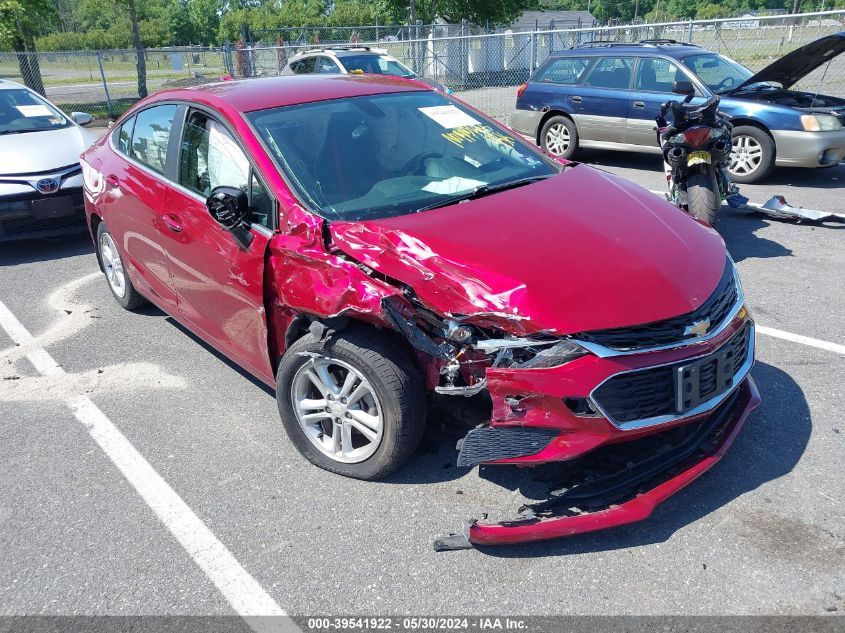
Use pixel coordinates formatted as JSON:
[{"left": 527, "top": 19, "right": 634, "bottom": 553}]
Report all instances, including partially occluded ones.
[{"left": 509, "top": 10, "right": 597, "bottom": 31}]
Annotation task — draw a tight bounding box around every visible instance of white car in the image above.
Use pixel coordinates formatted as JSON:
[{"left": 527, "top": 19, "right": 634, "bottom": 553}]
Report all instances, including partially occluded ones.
[
  {"left": 281, "top": 46, "right": 451, "bottom": 93},
  {"left": 0, "top": 79, "right": 97, "bottom": 241}
]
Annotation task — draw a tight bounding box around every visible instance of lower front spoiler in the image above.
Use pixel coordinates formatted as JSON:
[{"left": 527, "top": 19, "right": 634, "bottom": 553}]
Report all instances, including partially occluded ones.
[{"left": 436, "top": 377, "right": 760, "bottom": 550}]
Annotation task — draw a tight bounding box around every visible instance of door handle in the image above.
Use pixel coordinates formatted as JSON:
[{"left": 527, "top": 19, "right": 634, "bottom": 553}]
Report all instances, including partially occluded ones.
[
  {"left": 105, "top": 174, "right": 120, "bottom": 189},
  {"left": 633, "top": 101, "right": 646, "bottom": 108},
  {"left": 161, "top": 213, "right": 183, "bottom": 233},
  {"left": 570, "top": 95, "right": 582, "bottom": 103}
]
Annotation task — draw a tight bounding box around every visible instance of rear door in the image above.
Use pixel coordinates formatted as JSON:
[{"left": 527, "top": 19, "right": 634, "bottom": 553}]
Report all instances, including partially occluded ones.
[
  {"left": 161, "top": 107, "right": 277, "bottom": 383},
  {"left": 628, "top": 56, "right": 705, "bottom": 147},
  {"left": 102, "top": 104, "right": 179, "bottom": 309},
  {"left": 574, "top": 56, "right": 634, "bottom": 143},
  {"left": 521, "top": 55, "right": 593, "bottom": 120}
]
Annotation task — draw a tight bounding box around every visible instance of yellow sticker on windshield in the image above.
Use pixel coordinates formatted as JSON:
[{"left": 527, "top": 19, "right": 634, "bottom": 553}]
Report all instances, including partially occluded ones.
[{"left": 442, "top": 124, "right": 516, "bottom": 149}]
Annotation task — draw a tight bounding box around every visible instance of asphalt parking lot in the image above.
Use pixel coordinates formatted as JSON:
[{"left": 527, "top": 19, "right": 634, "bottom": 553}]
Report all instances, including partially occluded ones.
[{"left": 1, "top": 153, "right": 843, "bottom": 621}]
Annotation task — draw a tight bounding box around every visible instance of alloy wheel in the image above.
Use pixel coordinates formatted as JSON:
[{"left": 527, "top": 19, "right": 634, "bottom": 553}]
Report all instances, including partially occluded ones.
[
  {"left": 729, "top": 134, "right": 763, "bottom": 177},
  {"left": 291, "top": 357, "right": 384, "bottom": 464},
  {"left": 99, "top": 232, "right": 126, "bottom": 298},
  {"left": 545, "top": 123, "right": 570, "bottom": 156}
]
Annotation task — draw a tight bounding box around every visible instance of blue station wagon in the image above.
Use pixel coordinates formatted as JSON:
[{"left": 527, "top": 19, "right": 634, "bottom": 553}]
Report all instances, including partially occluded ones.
[{"left": 510, "top": 35, "right": 845, "bottom": 183}]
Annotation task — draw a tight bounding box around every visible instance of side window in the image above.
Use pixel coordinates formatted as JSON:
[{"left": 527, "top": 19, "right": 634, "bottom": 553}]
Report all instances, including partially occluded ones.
[
  {"left": 117, "top": 115, "right": 136, "bottom": 154},
  {"left": 129, "top": 104, "right": 178, "bottom": 173},
  {"left": 636, "top": 57, "right": 683, "bottom": 92},
  {"left": 178, "top": 111, "right": 274, "bottom": 229},
  {"left": 317, "top": 56, "right": 341, "bottom": 74},
  {"left": 293, "top": 57, "right": 316, "bottom": 74},
  {"left": 583, "top": 56, "right": 633, "bottom": 89},
  {"left": 534, "top": 57, "right": 591, "bottom": 85},
  {"left": 288, "top": 60, "right": 301, "bottom": 74}
]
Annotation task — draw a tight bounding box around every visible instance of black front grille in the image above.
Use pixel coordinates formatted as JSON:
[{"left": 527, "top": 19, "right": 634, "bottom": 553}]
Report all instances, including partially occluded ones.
[
  {"left": 577, "top": 258, "right": 737, "bottom": 351},
  {"left": 593, "top": 322, "right": 752, "bottom": 425},
  {"left": 0, "top": 189, "right": 86, "bottom": 240}
]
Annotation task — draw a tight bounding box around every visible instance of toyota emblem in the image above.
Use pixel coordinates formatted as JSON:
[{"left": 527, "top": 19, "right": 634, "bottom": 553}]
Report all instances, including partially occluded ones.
[{"left": 36, "top": 178, "right": 60, "bottom": 194}]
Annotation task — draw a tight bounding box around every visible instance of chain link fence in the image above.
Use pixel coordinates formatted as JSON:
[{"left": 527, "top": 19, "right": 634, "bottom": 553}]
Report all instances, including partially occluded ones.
[{"left": 2, "top": 10, "right": 843, "bottom": 125}]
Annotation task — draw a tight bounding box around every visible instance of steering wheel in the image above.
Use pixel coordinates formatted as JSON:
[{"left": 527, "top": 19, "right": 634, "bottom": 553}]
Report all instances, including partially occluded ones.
[
  {"left": 714, "top": 76, "right": 736, "bottom": 91},
  {"left": 400, "top": 152, "right": 443, "bottom": 176}
]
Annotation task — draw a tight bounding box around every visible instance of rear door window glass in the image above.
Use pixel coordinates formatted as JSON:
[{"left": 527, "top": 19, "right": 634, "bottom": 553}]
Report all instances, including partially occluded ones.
[
  {"left": 583, "top": 57, "right": 633, "bottom": 89},
  {"left": 317, "top": 56, "right": 341, "bottom": 74},
  {"left": 534, "top": 57, "right": 591, "bottom": 85},
  {"left": 117, "top": 116, "right": 136, "bottom": 154},
  {"left": 129, "top": 104, "right": 177, "bottom": 173}
]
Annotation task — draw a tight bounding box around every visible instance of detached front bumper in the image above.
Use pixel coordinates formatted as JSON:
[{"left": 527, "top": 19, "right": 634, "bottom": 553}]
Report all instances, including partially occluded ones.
[
  {"left": 439, "top": 376, "right": 759, "bottom": 548},
  {"left": 772, "top": 128, "right": 845, "bottom": 167}
]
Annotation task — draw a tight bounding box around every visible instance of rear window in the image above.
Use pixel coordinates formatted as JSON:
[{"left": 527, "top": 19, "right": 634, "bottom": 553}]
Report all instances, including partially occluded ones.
[
  {"left": 583, "top": 56, "right": 633, "bottom": 89},
  {"left": 128, "top": 104, "right": 178, "bottom": 173},
  {"left": 534, "top": 57, "right": 591, "bottom": 85}
]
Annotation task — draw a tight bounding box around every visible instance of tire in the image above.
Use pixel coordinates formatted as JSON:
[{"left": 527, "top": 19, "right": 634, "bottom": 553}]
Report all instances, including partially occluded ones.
[
  {"left": 686, "top": 169, "right": 721, "bottom": 226},
  {"left": 276, "top": 327, "right": 426, "bottom": 480},
  {"left": 540, "top": 115, "right": 579, "bottom": 160},
  {"left": 96, "top": 222, "right": 147, "bottom": 310},
  {"left": 729, "top": 125, "right": 775, "bottom": 183}
]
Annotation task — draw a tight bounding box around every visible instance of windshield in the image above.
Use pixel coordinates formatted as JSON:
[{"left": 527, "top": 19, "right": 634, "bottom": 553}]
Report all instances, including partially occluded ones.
[
  {"left": 340, "top": 54, "right": 415, "bottom": 78},
  {"left": 247, "top": 90, "right": 558, "bottom": 221},
  {"left": 0, "top": 88, "right": 70, "bottom": 134},
  {"left": 681, "top": 53, "right": 755, "bottom": 93}
]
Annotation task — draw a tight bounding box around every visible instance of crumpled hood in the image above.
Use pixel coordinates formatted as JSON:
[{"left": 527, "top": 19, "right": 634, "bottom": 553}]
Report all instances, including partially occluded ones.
[
  {"left": 0, "top": 125, "right": 97, "bottom": 175},
  {"left": 731, "top": 31, "right": 845, "bottom": 92},
  {"left": 330, "top": 166, "right": 728, "bottom": 336}
]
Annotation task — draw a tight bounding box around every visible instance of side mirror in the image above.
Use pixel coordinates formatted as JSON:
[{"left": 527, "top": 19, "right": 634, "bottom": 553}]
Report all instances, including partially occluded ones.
[
  {"left": 71, "top": 111, "right": 94, "bottom": 126},
  {"left": 672, "top": 80, "right": 695, "bottom": 96},
  {"left": 206, "top": 186, "right": 253, "bottom": 249}
]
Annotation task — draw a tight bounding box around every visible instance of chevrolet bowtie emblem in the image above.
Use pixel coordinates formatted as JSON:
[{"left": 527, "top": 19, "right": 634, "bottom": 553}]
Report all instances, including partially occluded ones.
[{"left": 684, "top": 319, "right": 711, "bottom": 337}]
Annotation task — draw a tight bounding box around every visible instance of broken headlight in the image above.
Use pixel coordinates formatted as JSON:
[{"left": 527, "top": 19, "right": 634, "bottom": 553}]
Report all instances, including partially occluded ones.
[{"left": 474, "top": 337, "right": 588, "bottom": 369}]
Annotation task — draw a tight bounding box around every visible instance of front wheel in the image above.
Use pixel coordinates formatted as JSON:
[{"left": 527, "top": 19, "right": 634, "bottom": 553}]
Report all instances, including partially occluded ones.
[
  {"left": 686, "top": 170, "right": 721, "bottom": 226},
  {"left": 729, "top": 125, "right": 775, "bottom": 183},
  {"left": 276, "top": 327, "right": 426, "bottom": 480}
]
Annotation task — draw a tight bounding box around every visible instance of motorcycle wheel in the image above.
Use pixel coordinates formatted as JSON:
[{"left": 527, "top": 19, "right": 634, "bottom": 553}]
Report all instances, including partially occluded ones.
[{"left": 686, "top": 170, "right": 720, "bottom": 227}]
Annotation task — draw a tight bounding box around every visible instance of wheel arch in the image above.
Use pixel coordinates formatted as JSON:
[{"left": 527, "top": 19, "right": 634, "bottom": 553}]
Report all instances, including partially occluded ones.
[
  {"left": 90, "top": 213, "right": 105, "bottom": 272},
  {"left": 536, "top": 109, "right": 578, "bottom": 145}
]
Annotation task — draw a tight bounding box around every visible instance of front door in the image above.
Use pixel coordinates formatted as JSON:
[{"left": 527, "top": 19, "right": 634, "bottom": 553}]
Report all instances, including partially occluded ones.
[
  {"left": 628, "top": 57, "right": 705, "bottom": 147},
  {"left": 161, "top": 109, "right": 277, "bottom": 383}
]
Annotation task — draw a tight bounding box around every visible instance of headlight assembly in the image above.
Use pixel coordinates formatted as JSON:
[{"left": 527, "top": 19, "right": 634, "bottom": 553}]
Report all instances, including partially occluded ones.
[
  {"left": 473, "top": 336, "right": 587, "bottom": 369},
  {"left": 800, "top": 114, "right": 842, "bottom": 132}
]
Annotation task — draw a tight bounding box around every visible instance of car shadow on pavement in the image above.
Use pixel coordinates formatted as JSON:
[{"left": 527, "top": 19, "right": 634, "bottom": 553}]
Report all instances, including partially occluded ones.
[
  {"left": 0, "top": 233, "right": 94, "bottom": 267},
  {"left": 465, "top": 361, "right": 812, "bottom": 558},
  {"left": 720, "top": 212, "right": 794, "bottom": 262}
]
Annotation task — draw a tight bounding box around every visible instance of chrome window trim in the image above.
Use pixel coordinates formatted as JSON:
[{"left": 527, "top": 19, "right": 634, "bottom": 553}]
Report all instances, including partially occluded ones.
[
  {"left": 589, "top": 321, "right": 755, "bottom": 431},
  {"left": 571, "top": 260, "right": 744, "bottom": 359}
]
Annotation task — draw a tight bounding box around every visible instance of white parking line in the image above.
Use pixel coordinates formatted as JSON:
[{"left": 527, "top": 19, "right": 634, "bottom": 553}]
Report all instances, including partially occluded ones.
[
  {"left": 756, "top": 325, "right": 845, "bottom": 356},
  {"left": 0, "top": 298, "right": 296, "bottom": 632}
]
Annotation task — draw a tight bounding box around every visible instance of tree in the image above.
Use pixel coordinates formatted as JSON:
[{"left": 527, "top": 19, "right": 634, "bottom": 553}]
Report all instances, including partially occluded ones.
[
  {"left": 0, "top": 0, "right": 52, "bottom": 94},
  {"left": 126, "top": 0, "right": 148, "bottom": 98}
]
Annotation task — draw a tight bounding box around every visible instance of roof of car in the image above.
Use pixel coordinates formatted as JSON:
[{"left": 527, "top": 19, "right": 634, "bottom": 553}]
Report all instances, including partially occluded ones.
[
  {"left": 294, "top": 46, "right": 384, "bottom": 57},
  {"left": 161, "top": 74, "right": 430, "bottom": 113},
  {"left": 555, "top": 40, "right": 704, "bottom": 58},
  {"left": 0, "top": 79, "right": 26, "bottom": 90}
]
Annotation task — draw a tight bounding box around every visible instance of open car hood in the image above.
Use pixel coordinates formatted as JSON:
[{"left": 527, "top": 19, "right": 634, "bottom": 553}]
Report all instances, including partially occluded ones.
[
  {"left": 330, "top": 166, "right": 728, "bottom": 336},
  {"left": 731, "top": 31, "right": 845, "bottom": 91}
]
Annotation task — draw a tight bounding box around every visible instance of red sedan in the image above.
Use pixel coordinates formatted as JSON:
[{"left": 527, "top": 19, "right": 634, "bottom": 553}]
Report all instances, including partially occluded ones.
[{"left": 80, "top": 75, "right": 760, "bottom": 547}]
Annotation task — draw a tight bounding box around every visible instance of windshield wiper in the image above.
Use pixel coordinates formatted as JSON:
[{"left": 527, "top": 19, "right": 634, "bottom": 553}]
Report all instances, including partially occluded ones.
[
  {"left": 414, "top": 174, "right": 554, "bottom": 213},
  {"left": 0, "top": 130, "right": 27, "bottom": 135}
]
